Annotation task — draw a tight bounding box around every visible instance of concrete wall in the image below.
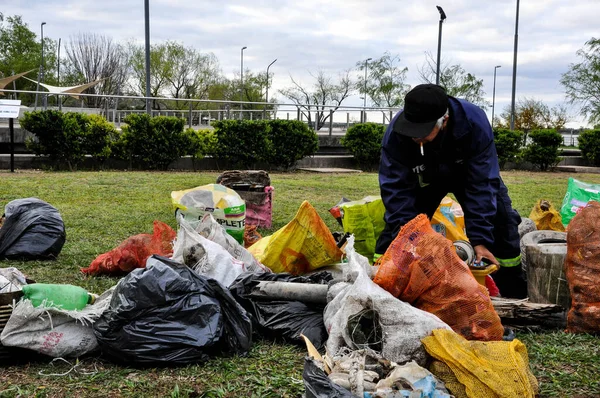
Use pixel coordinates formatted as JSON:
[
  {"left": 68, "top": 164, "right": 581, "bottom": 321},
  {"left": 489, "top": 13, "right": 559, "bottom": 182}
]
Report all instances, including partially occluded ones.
[
  {"left": 3, "top": 152, "right": 590, "bottom": 172},
  {"left": 0, "top": 126, "right": 33, "bottom": 153}
]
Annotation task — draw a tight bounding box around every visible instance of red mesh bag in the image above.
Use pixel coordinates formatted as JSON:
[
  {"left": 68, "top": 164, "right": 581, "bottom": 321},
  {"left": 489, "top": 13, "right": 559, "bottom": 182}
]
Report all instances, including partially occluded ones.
[
  {"left": 81, "top": 221, "right": 176, "bottom": 276},
  {"left": 565, "top": 201, "right": 600, "bottom": 333},
  {"left": 373, "top": 214, "right": 504, "bottom": 341}
]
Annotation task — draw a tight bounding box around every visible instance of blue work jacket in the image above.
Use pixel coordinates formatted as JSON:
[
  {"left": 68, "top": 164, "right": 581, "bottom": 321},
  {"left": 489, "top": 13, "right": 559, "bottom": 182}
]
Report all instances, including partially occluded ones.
[{"left": 377, "top": 96, "right": 501, "bottom": 252}]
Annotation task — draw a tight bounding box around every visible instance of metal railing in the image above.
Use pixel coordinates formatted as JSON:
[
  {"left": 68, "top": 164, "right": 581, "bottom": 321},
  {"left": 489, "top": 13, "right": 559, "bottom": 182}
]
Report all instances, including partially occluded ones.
[
  {"left": 561, "top": 130, "right": 579, "bottom": 147},
  {"left": 0, "top": 89, "right": 400, "bottom": 136}
]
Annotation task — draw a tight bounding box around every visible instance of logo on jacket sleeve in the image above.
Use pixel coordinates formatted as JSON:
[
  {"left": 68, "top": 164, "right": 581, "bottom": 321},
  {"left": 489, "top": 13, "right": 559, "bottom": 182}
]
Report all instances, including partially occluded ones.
[{"left": 412, "top": 164, "right": 426, "bottom": 173}]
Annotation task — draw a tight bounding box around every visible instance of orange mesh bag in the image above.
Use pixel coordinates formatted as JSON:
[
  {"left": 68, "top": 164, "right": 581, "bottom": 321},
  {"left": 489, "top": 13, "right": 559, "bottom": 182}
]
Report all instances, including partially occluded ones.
[
  {"left": 81, "top": 221, "right": 176, "bottom": 276},
  {"left": 565, "top": 201, "right": 600, "bottom": 333},
  {"left": 373, "top": 214, "right": 504, "bottom": 341},
  {"left": 243, "top": 224, "right": 262, "bottom": 248}
]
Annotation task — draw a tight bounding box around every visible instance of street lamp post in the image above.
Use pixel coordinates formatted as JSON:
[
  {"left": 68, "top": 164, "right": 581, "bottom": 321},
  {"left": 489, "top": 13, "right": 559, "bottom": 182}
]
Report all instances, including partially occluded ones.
[
  {"left": 57, "top": 37, "right": 61, "bottom": 110},
  {"left": 240, "top": 46, "right": 247, "bottom": 120},
  {"left": 265, "top": 58, "right": 277, "bottom": 119},
  {"left": 265, "top": 58, "right": 277, "bottom": 104},
  {"left": 510, "top": 0, "right": 520, "bottom": 130},
  {"left": 435, "top": 6, "right": 447, "bottom": 86},
  {"left": 492, "top": 65, "right": 501, "bottom": 130},
  {"left": 144, "top": 0, "right": 151, "bottom": 114},
  {"left": 363, "top": 57, "right": 372, "bottom": 122},
  {"left": 34, "top": 21, "right": 46, "bottom": 110}
]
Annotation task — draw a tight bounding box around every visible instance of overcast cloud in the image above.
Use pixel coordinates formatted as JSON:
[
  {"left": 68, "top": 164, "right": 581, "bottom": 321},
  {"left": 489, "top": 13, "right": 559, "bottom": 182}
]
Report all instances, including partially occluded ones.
[{"left": 3, "top": 0, "right": 599, "bottom": 127}]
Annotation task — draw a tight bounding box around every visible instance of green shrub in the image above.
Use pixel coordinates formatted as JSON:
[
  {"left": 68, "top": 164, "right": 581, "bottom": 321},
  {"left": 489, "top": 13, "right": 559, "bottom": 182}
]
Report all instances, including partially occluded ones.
[
  {"left": 183, "top": 128, "right": 218, "bottom": 169},
  {"left": 212, "top": 120, "right": 269, "bottom": 169},
  {"left": 493, "top": 128, "right": 523, "bottom": 169},
  {"left": 265, "top": 120, "right": 319, "bottom": 170},
  {"left": 21, "top": 110, "right": 63, "bottom": 161},
  {"left": 84, "top": 114, "right": 119, "bottom": 166},
  {"left": 117, "top": 114, "right": 187, "bottom": 170},
  {"left": 21, "top": 110, "right": 88, "bottom": 170},
  {"left": 522, "top": 129, "right": 563, "bottom": 171},
  {"left": 578, "top": 129, "right": 600, "bottom": 166},
  {"left": 340, "top": 122, "right": 386, "bottom": 170}
]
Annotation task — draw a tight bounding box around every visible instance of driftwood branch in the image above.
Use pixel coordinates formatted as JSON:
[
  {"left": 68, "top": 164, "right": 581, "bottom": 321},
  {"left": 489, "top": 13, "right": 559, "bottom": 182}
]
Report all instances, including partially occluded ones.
[{"left": 491, "top": 297, "right": 567, "bottom": 330}]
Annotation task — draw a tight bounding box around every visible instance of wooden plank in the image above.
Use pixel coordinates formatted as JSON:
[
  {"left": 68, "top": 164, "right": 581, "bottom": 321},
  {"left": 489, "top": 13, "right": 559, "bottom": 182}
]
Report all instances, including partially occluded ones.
[{"left": 491, "top": 297, "right": 567, "bottom": 329}]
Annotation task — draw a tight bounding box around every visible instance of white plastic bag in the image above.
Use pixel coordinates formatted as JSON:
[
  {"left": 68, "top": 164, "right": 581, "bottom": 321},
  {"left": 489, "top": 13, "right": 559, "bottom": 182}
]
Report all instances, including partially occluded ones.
[
  {"left": 191, "top": 214, "right": 270, "bottom": 273},
  {"left": 171, "top": 217, "right": 247, "bottom": 287},
  {"left": 324, "top": 236, "right": 451, "bottom": 366},
  {"left": 0, "top": 287, "right": 114, "bottom": 358},
  {"left": 0, "top": 267, "right": 28, "bottom": 293}
]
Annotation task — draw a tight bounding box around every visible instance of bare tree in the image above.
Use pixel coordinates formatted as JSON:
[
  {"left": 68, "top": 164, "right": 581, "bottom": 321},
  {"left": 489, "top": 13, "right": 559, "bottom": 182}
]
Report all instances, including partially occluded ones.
[
  {"left": 65, "top": 33, "right": 128, "bottom": 108},
  {"left": 356, "top": 52, "right": 410, "bottom": 108},
  {"left": 356, "top": 52, "right": 410, "bottom": 123},
  {"left": 561, "top": 38, "right": 600, "bottom": 124},
  {"left": 419, "top": 51, "right": 489, "bottom": 110},
  {"left": 127, "top": 41, "right": 221, "bottom": 110},
  {"left": 163, "top": 43, "right": 221, "bottom": 109},
  {"left": 127, "top": 41, "right": 170, "bottom": 109},
  {"left": 497, "top": 97, "right": 570, "bottom": 132},
  {"left": 279, "top": 70, "right": 353, "bottom": 130}
]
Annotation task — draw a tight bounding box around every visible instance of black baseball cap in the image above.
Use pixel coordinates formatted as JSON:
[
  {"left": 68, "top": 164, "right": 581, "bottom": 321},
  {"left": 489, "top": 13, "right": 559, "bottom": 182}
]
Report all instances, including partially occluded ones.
[{"left": 393, "top": 84, "right": 448, "bottom": 138}]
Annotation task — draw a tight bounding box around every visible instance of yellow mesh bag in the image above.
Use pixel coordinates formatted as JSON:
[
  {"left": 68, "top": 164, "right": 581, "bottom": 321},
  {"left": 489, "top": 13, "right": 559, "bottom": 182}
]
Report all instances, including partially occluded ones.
[
  {"left": 429, "top": 360, "right": 467, "bottom": 398},
  {"left": 248, "top": 201, "right": 342, "bottom": 274},
  {"left": 529, "top": 199, "right": 565, "bottom": 232},
  {"left": 422, "top": 329, "right": 539, "bottom": 398}
]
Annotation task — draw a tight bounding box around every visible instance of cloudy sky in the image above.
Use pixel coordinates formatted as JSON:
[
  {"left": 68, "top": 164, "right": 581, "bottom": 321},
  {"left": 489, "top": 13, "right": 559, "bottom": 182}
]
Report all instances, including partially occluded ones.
[{"left": 4, "top": 0, "right": 599, "bottom": 127}]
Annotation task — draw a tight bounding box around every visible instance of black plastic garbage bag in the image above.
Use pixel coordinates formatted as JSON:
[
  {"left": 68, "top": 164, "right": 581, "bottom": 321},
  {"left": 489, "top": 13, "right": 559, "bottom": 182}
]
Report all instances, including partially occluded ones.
[
  {"left": 303, "top": 357, "right": 353, "bottom": 398},
  {"left": 0, "top": 198, "right": 66, "bottom": 260},
  {"left": 229, "top": 271, "right": 332, "bottom": 349},
  {"left": 94, "top": 255, "right": 253, "bottom": 365}
]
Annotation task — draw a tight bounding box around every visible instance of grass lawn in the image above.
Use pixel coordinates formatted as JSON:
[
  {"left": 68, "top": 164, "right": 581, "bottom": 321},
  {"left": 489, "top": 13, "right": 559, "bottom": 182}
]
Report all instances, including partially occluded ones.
[{"left": 0, "top": 170, "right": 599, "bottom": 397}]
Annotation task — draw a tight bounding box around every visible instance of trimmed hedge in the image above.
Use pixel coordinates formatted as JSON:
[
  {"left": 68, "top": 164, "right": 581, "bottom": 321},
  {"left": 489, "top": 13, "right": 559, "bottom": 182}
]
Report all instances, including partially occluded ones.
[
  {"left": 21, "top": 110, "right": 115, "bottom": 171},
  {"left": 578, "top": 129, "right": 600, "bottom": 166},
  {"left": 493, "top": 128, "right": 523, "bottom": 169},
  {"left": 18, "top": 114, "right": 326, "bottom": 170},
  {"left": 211, "top": 120, "right": 269, "bottom": 169},
  {"left": 84, "top": 114, "right": 119, "bottom": 166},
  {"left": 522, "top": 129, "right": 563, "bottom": 171},
  {"left": 340, "top": 122, "right": 386, "bottom": 170},
  {"left": 117, "top": 114, "right": 187, "bottom": 170},
  {"left": 211, "top": 119, "right": 320, "bottom": 170},
  {"left": 265, "top": 119, "right": 319, "bottom": 170},
  {"left": 183, "top": 128, "right": 218, "bottom": 170}
]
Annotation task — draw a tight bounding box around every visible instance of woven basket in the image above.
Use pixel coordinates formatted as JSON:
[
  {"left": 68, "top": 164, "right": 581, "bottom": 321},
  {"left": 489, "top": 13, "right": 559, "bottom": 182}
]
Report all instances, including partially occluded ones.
[
  {"left": 0, "top": 290, "right": 44, "bottom": 365},
  {"left": 0, "top": 290, "right": 24, "bottom": 364}
]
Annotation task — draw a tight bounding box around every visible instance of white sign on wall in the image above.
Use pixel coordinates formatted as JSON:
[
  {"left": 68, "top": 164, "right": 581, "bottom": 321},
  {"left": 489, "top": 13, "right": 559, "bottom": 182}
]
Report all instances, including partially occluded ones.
[{"left": 0, "top": 99, "right": 22, "bottom": 119}]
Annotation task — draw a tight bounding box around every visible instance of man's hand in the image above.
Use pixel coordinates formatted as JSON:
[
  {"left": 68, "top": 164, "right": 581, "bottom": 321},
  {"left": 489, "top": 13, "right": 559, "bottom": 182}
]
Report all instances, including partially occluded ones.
[{"left": 473, "top": 244, "right": 499, "bottom": 265}]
